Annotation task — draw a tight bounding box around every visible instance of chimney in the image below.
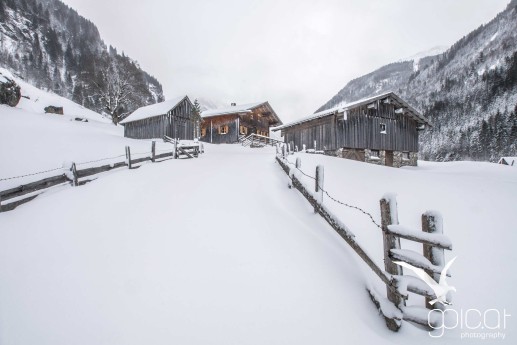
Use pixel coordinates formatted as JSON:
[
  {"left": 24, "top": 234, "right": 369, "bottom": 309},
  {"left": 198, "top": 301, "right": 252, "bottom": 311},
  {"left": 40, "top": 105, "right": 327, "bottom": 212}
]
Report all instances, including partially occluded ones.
[{"left": 231, "top": 103, "right": 236, "bottom": 106}]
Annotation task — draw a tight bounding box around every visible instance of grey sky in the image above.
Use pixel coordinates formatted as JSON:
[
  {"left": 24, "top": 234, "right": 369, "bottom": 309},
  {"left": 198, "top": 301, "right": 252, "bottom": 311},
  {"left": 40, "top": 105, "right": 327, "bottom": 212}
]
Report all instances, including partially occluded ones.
[{"left": 61, "top": 0, "right": 509, "bottom": 123}]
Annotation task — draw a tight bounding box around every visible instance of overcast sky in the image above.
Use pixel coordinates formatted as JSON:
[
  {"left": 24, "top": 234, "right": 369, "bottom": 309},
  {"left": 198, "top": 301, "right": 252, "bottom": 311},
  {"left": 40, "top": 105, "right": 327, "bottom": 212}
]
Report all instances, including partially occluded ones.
[{"left": 61, "top": 0, "right": 509, "bottom": 123}]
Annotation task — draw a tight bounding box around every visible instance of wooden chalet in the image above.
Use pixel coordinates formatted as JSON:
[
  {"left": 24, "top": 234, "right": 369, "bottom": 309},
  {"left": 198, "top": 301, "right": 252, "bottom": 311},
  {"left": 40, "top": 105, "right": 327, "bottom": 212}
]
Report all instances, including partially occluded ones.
[
  {"left": 120, "top": 95, "right": 199, "bottom": 140},
  {"left": 200, "top": 102, "right": 282, "bottom": 144},
  {"left": 273, "top": 92, "right": 432, "bottom": 168}
]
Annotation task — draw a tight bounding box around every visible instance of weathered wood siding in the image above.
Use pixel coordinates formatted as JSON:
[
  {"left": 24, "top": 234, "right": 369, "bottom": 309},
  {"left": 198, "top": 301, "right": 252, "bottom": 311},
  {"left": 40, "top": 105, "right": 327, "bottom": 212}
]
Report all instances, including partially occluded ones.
[
  {"left": 283, "top": 115, "right": 338, "bottom": 151},
  {"left": 343, "top": 102, "right": 418, "bottom": 152},
  {"left": 283, "top": 100, "right": 419, "bottom": 152},
  {"left": 124, "top": 98, "right": 197, "bottom": 140},
  {"left": 200, "top": 114, "right": 239, "bottom": 144}
]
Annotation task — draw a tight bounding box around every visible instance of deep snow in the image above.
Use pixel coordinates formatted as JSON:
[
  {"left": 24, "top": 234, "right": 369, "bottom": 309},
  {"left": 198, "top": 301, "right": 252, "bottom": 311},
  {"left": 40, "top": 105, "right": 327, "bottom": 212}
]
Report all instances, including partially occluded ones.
[{"left": 0, "top": 144, "right": 516, "bottom": 344}]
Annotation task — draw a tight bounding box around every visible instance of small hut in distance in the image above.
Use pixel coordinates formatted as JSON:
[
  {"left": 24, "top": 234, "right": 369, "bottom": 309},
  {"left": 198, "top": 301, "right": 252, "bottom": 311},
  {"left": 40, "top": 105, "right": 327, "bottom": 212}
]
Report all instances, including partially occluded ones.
[{"left": 120, "top": 95, "right": 199, "bottom": 140}]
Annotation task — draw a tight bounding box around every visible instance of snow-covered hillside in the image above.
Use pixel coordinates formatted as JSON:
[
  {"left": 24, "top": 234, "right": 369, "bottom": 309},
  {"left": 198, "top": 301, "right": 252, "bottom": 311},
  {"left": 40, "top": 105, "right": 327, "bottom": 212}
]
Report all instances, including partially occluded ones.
[
  {"left": 1, "top": 67, "right": 108, "bottom": 122},
  {"left": 0, "top": 68, "right": 171, "bottom": 190}
]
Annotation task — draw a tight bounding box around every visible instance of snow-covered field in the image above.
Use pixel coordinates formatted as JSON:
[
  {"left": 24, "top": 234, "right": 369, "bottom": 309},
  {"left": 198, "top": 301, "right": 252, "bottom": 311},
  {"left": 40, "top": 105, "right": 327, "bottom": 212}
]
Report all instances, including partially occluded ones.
[{"left": 1, "top": 73, "right": 516, "bottom": 343}]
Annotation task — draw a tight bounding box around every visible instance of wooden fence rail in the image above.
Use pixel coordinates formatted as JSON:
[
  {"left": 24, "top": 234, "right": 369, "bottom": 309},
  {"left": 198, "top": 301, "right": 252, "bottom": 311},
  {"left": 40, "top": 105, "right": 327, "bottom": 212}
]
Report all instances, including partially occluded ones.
[
  {"left": 275, "top": 151, "right": 454, "bottom": 333},
  {"left": 0, "top": 139, "right": 203, "bottom": 213}
]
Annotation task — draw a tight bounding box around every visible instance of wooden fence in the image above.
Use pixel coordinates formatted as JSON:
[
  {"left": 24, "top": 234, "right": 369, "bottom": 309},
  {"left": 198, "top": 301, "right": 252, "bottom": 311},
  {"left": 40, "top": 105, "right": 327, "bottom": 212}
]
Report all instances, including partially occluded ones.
[
  {"left": 275, "top": 150, "right": 453, "bottom": 332},
  {"left": 0, "top": 139, "right": 204, "bottom": 213}
]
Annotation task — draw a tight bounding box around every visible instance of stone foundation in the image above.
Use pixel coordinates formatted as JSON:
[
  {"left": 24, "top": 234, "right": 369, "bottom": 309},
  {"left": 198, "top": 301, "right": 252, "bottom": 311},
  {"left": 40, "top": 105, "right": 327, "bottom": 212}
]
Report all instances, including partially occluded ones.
[
  {"left": 364, "top": 149, "right": 385, "bottom": 166},
  {"left": 327, "top": 147, "right": 418, "bottom": 168},
  {"left": 393, "top": 151, "right": 418, "bottom": 168}
]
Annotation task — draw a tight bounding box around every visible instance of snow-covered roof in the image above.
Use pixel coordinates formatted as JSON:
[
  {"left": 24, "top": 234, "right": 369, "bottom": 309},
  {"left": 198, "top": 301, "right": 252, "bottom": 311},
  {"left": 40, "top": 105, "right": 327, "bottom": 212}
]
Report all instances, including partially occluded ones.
[
  {"left": 273, "top": 91, "right": 431, "bottom": 131},
  {"left": 201, "top": 102, "right": 265, "bottom": 118},
  {"left": 120, "top": 95, "right": 190, "bottom": 124},
  {"left": 201, "top": 101, "right": 282, "bottom": 125},
  {"left": 498, "top": 157, "right": 517, "bottom": 166}
]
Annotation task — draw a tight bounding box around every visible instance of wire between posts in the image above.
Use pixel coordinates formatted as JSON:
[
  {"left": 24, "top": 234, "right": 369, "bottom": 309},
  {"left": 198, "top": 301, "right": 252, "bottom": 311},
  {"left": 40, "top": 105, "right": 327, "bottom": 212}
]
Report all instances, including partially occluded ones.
[
  {"left": 281, "top": 155, "right": 382, "bottom": 229},
  {"left": 76, "top": 154, "right": 127, "bottom": 166},
  {"left": 0, "top": 167, "right": 64, "bottom": 182}
]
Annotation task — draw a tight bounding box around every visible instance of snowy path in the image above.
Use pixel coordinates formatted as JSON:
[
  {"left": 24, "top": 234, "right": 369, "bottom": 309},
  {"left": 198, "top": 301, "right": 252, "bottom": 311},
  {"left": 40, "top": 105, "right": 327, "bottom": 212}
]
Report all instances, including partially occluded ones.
[{"left": 0, "top": 145, "right": 411, "bottom": 345}]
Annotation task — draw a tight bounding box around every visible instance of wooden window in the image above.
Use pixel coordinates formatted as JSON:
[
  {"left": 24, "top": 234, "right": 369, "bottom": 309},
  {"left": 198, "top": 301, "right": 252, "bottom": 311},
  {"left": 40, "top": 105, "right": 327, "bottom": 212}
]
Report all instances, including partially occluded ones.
[
  {"left": 370, "top": 150, "right": 380, "bottom": 158},
  {"left": 240, "top": 126, "right": 248, "bottom": 135},
  {"left": 380, "top": 123, "right": 387, "bottom": 134},
  {"left": 218, "top": 125, "right": 228, "bottom": 135},
  {"left": 402, "top": 152, "right": 410, "bottom": 160}
]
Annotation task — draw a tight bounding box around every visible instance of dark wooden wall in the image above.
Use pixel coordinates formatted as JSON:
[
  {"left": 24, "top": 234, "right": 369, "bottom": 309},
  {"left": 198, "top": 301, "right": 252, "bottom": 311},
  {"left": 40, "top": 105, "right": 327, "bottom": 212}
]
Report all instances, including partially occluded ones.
[
  {"left": 124, "top": 98, "right": 197, "bottom": 140},
  {"left": 283, "top": 100, "right": 419, "bottom": 152},
  {"left": 200, "top": 115, "right": 239, "bottom": 144}
]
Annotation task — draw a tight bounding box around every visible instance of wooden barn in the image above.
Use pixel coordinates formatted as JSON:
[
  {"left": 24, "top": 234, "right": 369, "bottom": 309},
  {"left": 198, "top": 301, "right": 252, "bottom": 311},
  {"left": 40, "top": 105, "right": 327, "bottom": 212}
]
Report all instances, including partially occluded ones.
[
  {"left": 200, "top": 102, "right": 282, "bottom": 144},
  {"left": 120, "top": 95, "right": 199, "bottom": 140},
  {"left": 273, "top": 92, "right": 431, "bottom": 168}
]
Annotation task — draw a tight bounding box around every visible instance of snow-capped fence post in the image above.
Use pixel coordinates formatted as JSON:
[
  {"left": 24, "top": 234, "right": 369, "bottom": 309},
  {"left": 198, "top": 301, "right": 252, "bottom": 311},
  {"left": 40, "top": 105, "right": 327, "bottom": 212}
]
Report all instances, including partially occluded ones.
[
  {"left": 70, "top": 163, "right": 78, "bottom": 187},
  {"left": 282, "top": 144, "right": 286, "bottom": 159},
  {"left": 295, "top": 157, "right": 301, "bottom": 169},
  {"left": 288, "top": 142, "right": 292, "bottom": 154},
  {"left": 302, "top": 144, "right": 306, "bottom": 152},
  {"left": 151, "top": 141, "right": 156, "bottom": 162},
  {"left": 380, "top": 195, "right": 404, "bottom": 331},
  {"left": 295, "top": 145, "right": 298, "bottom": 152},
  {"left": 422, "top": 211, "right": 445, "bottom": 310},
  {"left": 314, "top": 140, "right": 317, "bottom": 151},
  {"left": 314, "top": 165, "right": 324, "bottom": 213},
  {"left": 125, "top": 146, "right": 132, "bottom": 169}
]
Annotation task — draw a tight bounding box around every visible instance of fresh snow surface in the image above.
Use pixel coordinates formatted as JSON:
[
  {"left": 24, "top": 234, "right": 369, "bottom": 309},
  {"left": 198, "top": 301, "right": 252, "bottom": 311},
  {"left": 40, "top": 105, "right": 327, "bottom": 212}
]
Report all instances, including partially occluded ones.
[
  {"left": 0, "top": 144, "right": 516, "bottom": 343},
  {"left": 0, "top": 144, "right": 420, "bottom": 345}
]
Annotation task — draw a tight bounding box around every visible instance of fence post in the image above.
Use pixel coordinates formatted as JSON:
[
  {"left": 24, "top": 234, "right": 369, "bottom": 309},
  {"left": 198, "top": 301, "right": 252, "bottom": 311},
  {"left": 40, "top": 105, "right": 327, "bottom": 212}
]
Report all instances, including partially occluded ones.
[
  {"left": 422, "top": 211, "right": 445, "bottom": 310},
  {"left": 125, "top": 146, "right": 132, "bottom": 169},
  {"left": 151, "top": 141, "right": 156, "bottom": 162},
  {"left": 174, "top": 138, "right": 178, "bottom": 159},
  {"left": 295, "top": 157, "right": 301, "bottom": 169},
  {"left": 282, "top": 144, "right": 286, "bottom": 159},
  {"left": 70, "top": 162, "right": 78, "bottom": 186},
  {"left": 380, "top": 195, "right": 404, "bottom": 331},
  {"left": 314, "top": 165, "right": 324, "bottom": 213},
  {"left": 288, "top": 142, "right": 291, "bottom": 154},
  {"left": 303, "top": 144, "right": 306, "bottom": 151},
  {"left": 295, "top": 145, "right": 298, "bottom": 152}
]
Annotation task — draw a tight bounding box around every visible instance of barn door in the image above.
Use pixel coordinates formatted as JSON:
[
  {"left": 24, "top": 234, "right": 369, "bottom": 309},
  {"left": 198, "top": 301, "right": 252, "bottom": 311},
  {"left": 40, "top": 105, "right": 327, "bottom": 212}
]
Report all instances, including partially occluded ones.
[{"left": 385, "top": 150, "right": 394, "bottom": 167}]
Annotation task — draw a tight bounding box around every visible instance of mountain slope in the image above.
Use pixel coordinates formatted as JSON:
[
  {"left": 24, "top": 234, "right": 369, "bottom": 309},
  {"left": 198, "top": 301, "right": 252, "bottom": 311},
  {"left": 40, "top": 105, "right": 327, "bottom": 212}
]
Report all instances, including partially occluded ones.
[
  {"left": 317, "top": 0, "right": 517, "bottom": 162},
  {"left": 0, "top": 0, "right": 164, "bottom": 121}
]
